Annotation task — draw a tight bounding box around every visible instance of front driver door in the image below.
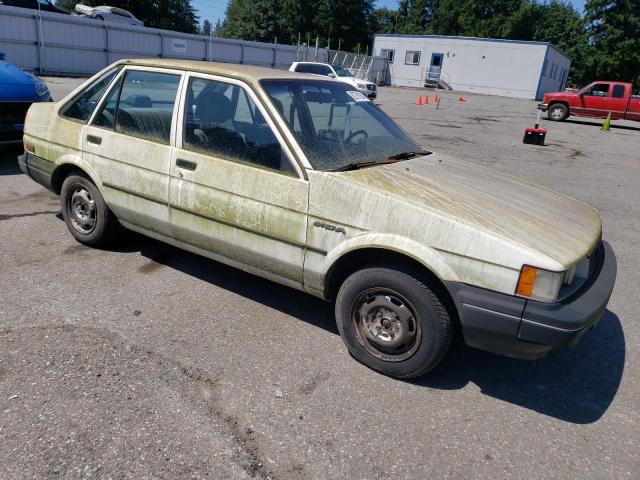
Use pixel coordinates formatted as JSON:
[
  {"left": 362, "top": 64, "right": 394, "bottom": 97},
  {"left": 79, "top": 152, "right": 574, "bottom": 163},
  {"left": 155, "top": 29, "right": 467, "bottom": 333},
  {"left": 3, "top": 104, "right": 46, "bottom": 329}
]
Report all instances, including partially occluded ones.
[
  {"left": 168, "top": 73, "right": 308, "bottom": 286},
  {"left": 580, "top": 82, "right": 611, "bottom": 118}
]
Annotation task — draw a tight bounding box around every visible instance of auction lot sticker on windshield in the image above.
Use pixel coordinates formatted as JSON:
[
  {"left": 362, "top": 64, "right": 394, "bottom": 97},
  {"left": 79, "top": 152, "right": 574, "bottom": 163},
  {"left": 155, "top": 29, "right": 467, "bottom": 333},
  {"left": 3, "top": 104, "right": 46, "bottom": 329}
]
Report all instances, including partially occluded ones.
[{"left": 346, "top": 91, "right": 370, "bottom": 102}]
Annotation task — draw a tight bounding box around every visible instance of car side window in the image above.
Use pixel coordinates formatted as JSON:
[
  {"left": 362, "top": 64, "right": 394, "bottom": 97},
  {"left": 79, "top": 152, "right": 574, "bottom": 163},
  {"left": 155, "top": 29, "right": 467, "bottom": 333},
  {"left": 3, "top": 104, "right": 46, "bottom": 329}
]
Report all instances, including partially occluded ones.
[
  {"left": 92, "top": 69, "right": 181, "bottom": 145},
  {"left": 182, "top": 77, "right": 295, "bottom": 175},
  {"left": 59, "top": 67, "right": 120, "bottom": 122},
  {"left": 295, "top": 64, "right": 310, "bottom": 74},
  {"left": 585, "top": 83, "right": 610, "bottom": 97},
  {"left": 612, "top": 85, "right": 625, "bottom": 99}
]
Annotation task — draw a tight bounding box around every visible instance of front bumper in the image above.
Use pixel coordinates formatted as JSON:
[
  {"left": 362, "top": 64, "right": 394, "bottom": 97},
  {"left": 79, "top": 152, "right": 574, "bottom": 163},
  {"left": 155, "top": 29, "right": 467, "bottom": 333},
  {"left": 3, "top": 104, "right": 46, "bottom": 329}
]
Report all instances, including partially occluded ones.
[
  {"left": 0, "top": 123, "right": 24, "bottom": 146},
  {"left": 537, "top": 103, "right": 549, "bottom": 112},
  {"left": 447, "top": 241, "right": 617, "bottom": 359}
]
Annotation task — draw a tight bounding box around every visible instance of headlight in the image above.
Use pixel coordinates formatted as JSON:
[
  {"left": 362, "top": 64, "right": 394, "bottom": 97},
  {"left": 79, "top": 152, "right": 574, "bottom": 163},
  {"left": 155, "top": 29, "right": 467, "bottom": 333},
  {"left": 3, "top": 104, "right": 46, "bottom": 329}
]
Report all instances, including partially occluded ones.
[
  {"left": 515, "top": 265, "right": 564, "bottom": 303},
  {"left": 30, "top": 75, "right": 49, "bottom": 97},
  {"left": 35, "top": 78, "right": 49, "bottom": 97},
  {"left": 356, "top": 82, "right": 366, "bottom": 89}
]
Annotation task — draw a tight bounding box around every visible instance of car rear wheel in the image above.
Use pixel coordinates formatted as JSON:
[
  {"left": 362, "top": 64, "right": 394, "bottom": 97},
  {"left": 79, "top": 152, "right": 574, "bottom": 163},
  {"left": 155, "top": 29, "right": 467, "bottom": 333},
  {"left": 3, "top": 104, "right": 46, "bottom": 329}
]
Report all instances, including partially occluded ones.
[
  {"left": 548, "top": 103, "right": 569, "bottom": 121},
  {"left": 335, "top": 267, "right": 452, "bottom": 379},
  {"left": 61, "top": 173, "right": 118, "bottom": 247}
]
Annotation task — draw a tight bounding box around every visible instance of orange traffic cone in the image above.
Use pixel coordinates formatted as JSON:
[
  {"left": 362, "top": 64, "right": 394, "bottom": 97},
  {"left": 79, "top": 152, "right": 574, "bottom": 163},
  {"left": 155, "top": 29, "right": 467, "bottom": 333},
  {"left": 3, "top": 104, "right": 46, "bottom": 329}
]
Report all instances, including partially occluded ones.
[
  {"left": 434, "top": 94, "right": 439, "bottom": 103},
  {"left": 458, "top": 96, "right": 466, "bottom": 102},
  {"left": 424, "top": 95, "right": 429, "bottom": 105},
  {"left": 416, "top": 96, "right": 423, "bottom": 105}
]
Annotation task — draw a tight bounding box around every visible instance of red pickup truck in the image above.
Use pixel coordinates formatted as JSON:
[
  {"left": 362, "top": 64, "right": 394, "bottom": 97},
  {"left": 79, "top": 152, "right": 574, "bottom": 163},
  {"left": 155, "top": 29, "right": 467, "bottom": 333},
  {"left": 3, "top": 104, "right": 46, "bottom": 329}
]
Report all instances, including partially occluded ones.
[{"left": 540, "top": 81, "right": 640, "bottom": 122}]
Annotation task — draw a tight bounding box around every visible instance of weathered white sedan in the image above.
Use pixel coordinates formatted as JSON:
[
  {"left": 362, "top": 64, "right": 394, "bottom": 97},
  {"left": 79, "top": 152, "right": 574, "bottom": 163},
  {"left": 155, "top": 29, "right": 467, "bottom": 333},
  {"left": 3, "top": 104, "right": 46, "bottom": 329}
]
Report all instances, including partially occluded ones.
[{"left": 19, "top": 59, "right": 616, "bottom": 378}]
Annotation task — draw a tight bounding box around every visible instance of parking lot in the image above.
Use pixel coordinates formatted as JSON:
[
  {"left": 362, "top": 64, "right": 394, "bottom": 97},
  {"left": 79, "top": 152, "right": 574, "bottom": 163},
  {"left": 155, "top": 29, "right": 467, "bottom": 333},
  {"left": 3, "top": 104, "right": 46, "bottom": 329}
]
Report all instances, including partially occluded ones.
[{"left": 1, "top": 77, "right": 639, "bottom": 479}]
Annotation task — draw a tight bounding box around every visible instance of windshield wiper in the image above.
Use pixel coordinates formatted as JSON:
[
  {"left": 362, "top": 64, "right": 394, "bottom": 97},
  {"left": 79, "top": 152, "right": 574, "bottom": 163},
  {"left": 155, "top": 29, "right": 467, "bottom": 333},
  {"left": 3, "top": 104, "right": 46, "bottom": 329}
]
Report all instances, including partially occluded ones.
[
  {"left": 386, "top": 150, "right": 430, "bottom": 160},
  {"left": 331, "top": 159, "right": 398, "bottom": 172}
]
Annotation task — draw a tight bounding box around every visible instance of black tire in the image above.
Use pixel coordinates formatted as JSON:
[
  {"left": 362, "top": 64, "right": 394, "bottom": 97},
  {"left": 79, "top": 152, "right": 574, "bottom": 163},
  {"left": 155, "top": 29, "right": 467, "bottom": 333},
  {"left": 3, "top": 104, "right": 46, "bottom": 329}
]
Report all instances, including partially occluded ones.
[
  {"left": 547, "top": 103, "right": 569, "bottom": 121},
  {"left": 335, "top": 267, "right": 452, "bottom": 379},
  {"left": 60, "top": 172, "right": 118, "bottom": 247}
]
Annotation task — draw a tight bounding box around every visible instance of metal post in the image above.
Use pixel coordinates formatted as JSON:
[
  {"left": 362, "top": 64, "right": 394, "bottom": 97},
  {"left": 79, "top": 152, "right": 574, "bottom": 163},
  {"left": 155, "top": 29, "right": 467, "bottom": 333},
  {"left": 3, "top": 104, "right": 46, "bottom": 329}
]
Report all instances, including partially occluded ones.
[
  {"left": 314, "top": 36, "right": 318, "bottom": 60},
  {"left": 104, "top": 24, "right": 110, "bottom": 67},
  {"left": 240, "top": 41, "right": 244, "bottom": 64},
  {"left": 159, "top": 32, "right": 164, "bottom": 58},
  {"left": 34, "top": 12, "right": 47, "bottom": 73},
  {"left": 273, "top": 37, "right": 277, "bottom": 68}
]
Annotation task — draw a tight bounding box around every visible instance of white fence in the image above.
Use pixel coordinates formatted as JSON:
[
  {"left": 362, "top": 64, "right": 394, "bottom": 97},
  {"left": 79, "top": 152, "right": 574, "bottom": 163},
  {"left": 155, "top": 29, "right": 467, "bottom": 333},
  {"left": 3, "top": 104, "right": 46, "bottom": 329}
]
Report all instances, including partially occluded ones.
[{"left": 0, "top": 5, "right": 387, "bottom": 83}]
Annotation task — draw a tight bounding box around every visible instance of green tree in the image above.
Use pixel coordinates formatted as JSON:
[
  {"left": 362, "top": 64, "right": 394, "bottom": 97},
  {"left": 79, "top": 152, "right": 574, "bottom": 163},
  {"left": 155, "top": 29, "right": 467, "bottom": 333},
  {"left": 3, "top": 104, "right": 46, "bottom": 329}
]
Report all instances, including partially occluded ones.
[
  {"left": 314, "top": 0, "right": 375, "bottom": 51},
  {"left": 218, "top": 0, "right": 287, "bottom": 42},
  {"left": 214, "top": 18, "right": 224, "bottom": 36},
  {"left": 584, "top": 0, "right": 640, "bottom": 85},
  {"left": 281, "top": 0, "right": 319, "bottom": 44},
  {"left": 55, "top": 0, "right": 199, "bottom": 33},
  {"left": 201, "top": 19, "right": 212, "bottom": 36},
  {"left": 396, "top": 0, "right": 440, "bottom": 33},
  {"left": 370, "top": 7, "right": 399, "bottom": 34},
  {"left": 532, "top": 1, "right": 589, "bottom": 85}
]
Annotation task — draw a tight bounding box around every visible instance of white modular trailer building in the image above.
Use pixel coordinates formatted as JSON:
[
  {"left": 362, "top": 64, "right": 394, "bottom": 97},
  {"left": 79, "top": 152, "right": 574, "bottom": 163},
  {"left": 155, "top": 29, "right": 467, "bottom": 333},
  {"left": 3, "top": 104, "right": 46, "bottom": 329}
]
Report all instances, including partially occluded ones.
[{"left": 372, "top": 34, "right": 571, "bottom": 100}]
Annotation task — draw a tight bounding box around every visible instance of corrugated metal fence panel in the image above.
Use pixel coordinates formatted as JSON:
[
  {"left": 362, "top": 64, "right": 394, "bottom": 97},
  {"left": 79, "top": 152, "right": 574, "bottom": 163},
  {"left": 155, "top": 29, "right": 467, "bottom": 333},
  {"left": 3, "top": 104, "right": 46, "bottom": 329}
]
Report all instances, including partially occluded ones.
[
  {"left": 0, "top": 9, "right": 39, "bottom": 70},
  {"left": 0, "top": 5, "right": 386, "bottom": 82}
]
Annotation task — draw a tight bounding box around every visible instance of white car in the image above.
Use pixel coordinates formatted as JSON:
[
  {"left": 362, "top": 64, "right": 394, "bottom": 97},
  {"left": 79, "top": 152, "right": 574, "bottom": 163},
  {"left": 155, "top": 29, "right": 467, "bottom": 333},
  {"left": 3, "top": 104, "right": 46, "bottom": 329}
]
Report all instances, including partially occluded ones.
[
  {"left": 290, "top": 62, "right": 377, "bottom": 99},
  {"left": 73, "top": 4, "right": 144, "bottom": 27}
]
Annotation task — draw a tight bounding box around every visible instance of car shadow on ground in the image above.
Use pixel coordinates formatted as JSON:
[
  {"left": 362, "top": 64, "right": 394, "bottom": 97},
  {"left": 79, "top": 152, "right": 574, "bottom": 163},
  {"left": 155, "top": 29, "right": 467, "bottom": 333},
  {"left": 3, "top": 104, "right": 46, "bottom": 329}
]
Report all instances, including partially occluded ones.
[
  {"left": 415, "top": 309, "right": 624, "bottom": 424},
  {"left": 93, "top": 228, "right": 626, "bottom": 426},
  {"left": 563, "top": 119, "right": 640, "bottom": 132},
  {"left": 0, "top": 149, "right": 22, "bottom": 175}
]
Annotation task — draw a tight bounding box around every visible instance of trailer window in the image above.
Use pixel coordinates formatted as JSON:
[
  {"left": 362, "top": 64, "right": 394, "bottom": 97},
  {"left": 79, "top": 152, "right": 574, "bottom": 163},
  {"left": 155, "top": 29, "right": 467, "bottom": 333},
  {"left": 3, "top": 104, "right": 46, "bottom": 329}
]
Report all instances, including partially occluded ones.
[
  {"left": 381, "top": 49, "right": 395, "bottom": 64},
  {"left": 405, "top": 51, "right": 421, "bottom": 65}
]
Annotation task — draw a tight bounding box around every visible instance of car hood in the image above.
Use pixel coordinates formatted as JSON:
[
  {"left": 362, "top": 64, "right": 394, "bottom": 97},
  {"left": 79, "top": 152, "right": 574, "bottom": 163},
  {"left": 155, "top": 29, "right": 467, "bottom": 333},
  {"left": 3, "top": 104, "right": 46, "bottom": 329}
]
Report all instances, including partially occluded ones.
[
  {"left": 346, "top": 153, "right": 602, "bottom": 268},
  {"left": 544, "top": 91, "right": 579, "bottom": 101},
  {"left": 0, "top": 60, "right": 37, "bottom": 100},
  {"left": 339, "top": 77, "right": 373, "bottom": 86}
]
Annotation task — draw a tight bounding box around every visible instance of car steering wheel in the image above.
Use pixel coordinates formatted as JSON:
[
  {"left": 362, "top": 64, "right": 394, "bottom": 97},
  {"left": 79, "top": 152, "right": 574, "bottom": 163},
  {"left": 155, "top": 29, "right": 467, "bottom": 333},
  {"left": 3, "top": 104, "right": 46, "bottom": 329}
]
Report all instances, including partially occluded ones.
[{"left": 344, "top": 129, "right": 368, "bottom": 144}]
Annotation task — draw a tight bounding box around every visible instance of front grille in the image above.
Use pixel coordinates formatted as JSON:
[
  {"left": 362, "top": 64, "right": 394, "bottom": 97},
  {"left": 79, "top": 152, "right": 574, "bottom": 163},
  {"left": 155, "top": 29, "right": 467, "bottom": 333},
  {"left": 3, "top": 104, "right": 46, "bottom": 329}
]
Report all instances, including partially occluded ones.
[{"left": 0, "top": 102, "right": 31, "bottom": 125}]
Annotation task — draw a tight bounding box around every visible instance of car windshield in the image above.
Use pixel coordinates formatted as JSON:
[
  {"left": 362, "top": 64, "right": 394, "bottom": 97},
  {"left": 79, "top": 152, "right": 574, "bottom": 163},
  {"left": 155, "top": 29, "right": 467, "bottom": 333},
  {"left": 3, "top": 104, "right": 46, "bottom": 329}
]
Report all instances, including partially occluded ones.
[
  {"left": 332, "top": 65, "right": 352, "bottom": 78},
  {"left": 261, "top": 79, "right": 421, "bottom": 171}
]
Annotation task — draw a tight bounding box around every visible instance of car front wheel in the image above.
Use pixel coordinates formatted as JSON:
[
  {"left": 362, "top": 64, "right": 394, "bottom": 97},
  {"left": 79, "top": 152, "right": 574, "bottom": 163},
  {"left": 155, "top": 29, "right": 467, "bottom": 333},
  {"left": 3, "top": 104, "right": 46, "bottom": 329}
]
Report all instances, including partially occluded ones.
[
  {"left": 335, "top": 267, "right": 452, "bottom": 379},
  {"left": 61, "top": 173, "right": 118, "bottom": 247},
  {"left": 548, "top": 103, "right": 569, "bottom": 121}
]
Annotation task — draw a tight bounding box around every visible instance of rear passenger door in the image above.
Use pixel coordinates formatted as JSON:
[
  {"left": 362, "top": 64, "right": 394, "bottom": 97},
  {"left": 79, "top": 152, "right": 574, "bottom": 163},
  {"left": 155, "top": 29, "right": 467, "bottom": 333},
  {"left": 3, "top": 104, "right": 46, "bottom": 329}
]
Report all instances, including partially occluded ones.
[
  {"left": 84, "top": 67, "right": 184, "bottom": 236},
  {"left": 168, "top": 73, "right": 309, "bottom": 285}
]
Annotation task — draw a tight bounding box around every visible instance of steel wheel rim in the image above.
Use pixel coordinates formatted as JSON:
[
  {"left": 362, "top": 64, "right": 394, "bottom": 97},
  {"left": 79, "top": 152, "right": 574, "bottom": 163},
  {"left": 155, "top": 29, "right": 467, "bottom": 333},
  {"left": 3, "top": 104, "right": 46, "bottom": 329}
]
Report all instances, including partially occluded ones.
[
  {"left": 550, "top": 106, "right": 564, "bottom": 120},
  {"left": 351, "top": 288, "right": 422, "bottom": 362},
  {"left": 68, "top": 186, "right": 97, "bottom": 235}
]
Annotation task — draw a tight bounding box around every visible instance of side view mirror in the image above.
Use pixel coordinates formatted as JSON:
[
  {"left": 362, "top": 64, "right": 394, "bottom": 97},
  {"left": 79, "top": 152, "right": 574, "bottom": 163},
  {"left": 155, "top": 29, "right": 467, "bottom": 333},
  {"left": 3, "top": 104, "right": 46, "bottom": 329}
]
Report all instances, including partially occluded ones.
[{"left": 327, "top": 73, "right": 336, "bottom": 78}]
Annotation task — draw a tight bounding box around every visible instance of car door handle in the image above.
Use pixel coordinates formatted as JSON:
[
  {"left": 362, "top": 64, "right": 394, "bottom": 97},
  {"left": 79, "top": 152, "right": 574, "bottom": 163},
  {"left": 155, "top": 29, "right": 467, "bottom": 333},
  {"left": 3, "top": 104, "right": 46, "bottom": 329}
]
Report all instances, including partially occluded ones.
[
  {"left": 176, "top": 158, "right": 197, "bottom": 171},
  {"left": 87, "top": 134, "right": 102, "bottom": 145}
]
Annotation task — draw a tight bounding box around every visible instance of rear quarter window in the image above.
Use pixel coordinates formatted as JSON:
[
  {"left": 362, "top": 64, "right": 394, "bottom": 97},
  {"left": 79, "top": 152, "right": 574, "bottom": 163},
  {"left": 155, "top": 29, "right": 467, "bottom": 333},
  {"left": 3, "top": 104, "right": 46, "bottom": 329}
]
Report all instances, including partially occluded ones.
[
  {"left": 59, "top": 67, "right": 121, "bottom": 123},
  {"left": 612, "top": 85, "right": 626, "bottom": 98}
]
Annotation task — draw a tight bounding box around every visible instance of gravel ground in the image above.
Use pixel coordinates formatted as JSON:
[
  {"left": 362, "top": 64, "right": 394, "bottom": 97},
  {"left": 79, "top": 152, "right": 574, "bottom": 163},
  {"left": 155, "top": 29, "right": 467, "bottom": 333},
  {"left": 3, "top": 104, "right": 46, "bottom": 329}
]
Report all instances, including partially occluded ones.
[{"left": 1, "top": 76, "right": 638, "bottom": 479}]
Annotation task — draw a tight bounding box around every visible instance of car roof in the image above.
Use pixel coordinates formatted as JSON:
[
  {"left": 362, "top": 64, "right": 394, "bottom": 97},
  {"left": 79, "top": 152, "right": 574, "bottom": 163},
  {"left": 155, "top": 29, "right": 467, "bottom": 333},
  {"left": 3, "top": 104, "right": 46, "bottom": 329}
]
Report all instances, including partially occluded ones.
[
  {"left": 294, "top": 61, "right": 332, "bottom": 66},
  {"left": 117, "top": 59, "right": 318, "bottom": 85}
]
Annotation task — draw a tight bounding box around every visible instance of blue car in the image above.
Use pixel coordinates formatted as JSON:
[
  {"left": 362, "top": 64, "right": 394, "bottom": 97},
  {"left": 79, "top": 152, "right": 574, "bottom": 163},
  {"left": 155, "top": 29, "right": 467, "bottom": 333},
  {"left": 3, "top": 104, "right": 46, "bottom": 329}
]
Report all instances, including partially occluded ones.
[{"left": 0, "top": 51, "right": 51, "bottom": 146}]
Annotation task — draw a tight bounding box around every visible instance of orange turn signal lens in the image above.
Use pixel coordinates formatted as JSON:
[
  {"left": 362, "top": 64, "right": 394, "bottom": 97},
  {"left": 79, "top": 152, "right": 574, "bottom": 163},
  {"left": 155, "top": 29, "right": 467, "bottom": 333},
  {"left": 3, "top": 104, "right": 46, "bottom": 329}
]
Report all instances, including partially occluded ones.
[
  {"left": 516, "top": 265, "right": 538, "bottom": 297},
  {"left": 24, "top": 141, "right": 35, "bottom": 154}
]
